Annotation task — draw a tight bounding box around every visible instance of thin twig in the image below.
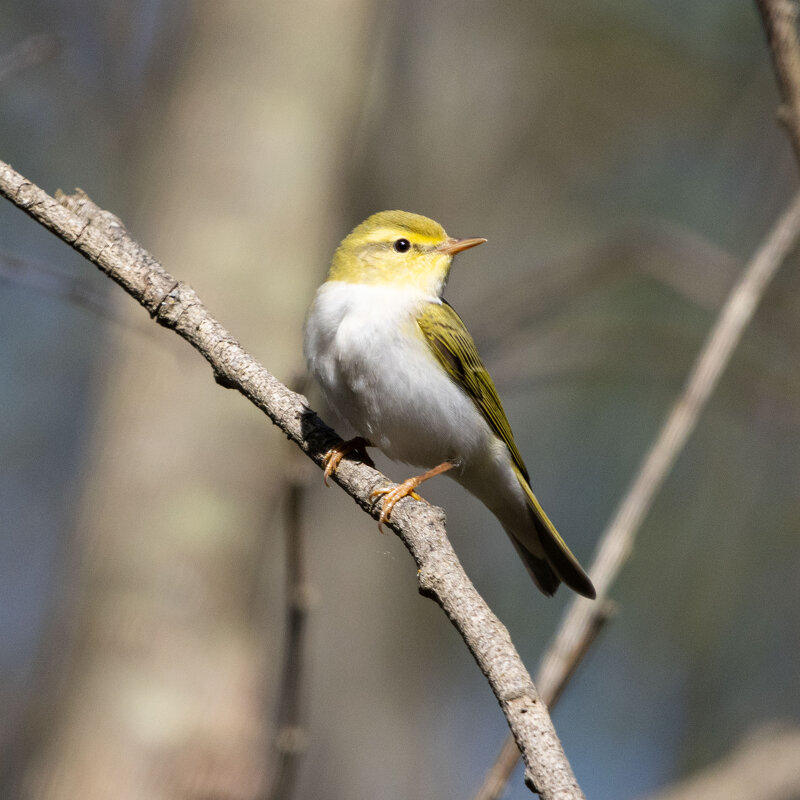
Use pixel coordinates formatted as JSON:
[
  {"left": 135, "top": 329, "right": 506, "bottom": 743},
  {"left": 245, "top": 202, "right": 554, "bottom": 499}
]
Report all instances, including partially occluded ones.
[
  {"left": 265, "top": 477, "right": 313, "bottom": 800},
  {"left": 0, "top": 248, "right": 111, "bottom": 316},
  {"left": 755, "top": 0, "right": 800, "bottom": 164},
  {"left": 0, "top": 249, "right": 171, "bottom": 343},
  {"left": 542, "top": 185, "right": 800, "bottom": 641},
  {"left": 0, "top": 34, "right": 59, "bottom": 87},
  {"left": 474, "top": 191, "right": 800, "bottom": 799},
  {"left": 0, "top": 160, "right": 584, "bottom": 799},
  {"left": 475, "top": 10, "right": 800, "bottom": 792},
  {"left": 265, "top": 375, "right": 316, "bottom": 800}
]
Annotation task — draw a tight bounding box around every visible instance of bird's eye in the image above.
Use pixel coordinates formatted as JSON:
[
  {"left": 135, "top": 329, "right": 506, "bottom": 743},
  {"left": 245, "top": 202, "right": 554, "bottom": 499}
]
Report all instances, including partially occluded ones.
[{"left": 393, "top": 238, "right": 411, "bottom": 253}]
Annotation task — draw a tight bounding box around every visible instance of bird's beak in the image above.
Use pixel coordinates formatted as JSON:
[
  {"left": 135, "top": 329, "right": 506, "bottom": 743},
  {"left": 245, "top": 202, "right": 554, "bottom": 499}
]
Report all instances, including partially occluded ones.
[{"left": 437, "top": 236, "right": 487, "bottom": 255}]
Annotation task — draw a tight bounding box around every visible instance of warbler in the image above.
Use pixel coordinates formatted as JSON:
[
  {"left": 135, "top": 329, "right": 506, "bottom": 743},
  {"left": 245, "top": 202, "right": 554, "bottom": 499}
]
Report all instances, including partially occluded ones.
[{"left": 303, "top": 211, "right": 595, "bottom": 598}]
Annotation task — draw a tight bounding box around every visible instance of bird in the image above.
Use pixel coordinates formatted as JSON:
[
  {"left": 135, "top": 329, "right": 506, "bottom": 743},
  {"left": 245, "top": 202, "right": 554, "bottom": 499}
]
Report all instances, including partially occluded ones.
[{"left": 303, "top": 210, "right": 595, "bottom": 599}]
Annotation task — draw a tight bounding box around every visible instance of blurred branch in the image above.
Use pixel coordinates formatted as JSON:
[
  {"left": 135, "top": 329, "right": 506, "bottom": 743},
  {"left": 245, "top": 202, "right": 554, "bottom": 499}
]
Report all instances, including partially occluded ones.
[
  {"left": 474, "top": 187, "right": 800, "bottom": 800},
  {"left": 476, "top": 14, "right": 800, "bottom": 794},
  {"left": 756, "top": 0, "right": 800, "bottom": 165},
  {"left": 0, "top": 248, "right": 112, "bottom": 318},
  {"left": 265, "top": 431, "right": 315, "bottom": 800},
  {"left": 474, "top": 221, "right": 740, "bottom": 356},
  {"left": 0, "top": 248, "right": 106, "bottom": 313},
  {"left": 0, "top": 249, "right": 162, "bottom": 338},
  {"left": 536, "top": 187, "right": 800, "bottom": 668},
  {"left": 0, "top": 34, "right": 59, "bottom": 87},
  {"left": 641, "top": 723, "right": 800, "bottom": 800},
  {"left": 0, "top": 159, "right": 584, "bottom": 800}
]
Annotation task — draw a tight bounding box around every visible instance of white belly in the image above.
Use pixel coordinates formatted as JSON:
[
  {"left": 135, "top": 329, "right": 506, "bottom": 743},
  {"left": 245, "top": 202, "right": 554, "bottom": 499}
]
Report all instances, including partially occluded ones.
[{"left": 304, "top": 281, "right": 492, "bottom": 469}]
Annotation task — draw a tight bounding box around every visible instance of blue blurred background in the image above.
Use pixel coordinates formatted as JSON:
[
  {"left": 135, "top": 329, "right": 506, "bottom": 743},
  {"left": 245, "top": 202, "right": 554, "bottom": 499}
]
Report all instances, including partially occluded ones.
[{"left": 1, "top": 2, "right": 799, "bottom": 799}]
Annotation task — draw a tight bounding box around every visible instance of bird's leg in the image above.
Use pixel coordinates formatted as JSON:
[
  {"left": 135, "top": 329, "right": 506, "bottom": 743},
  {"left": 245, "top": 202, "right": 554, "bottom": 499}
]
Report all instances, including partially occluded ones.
[
  {"left": 322, "top": 436, "right": 374, "bottom": 486},
  {"left": 370, "top": 461, "right": 456, "bottom": 530}
]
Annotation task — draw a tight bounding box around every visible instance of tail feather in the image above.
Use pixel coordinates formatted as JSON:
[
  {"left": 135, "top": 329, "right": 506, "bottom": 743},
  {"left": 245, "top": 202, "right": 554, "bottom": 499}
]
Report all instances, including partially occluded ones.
[
  {"left": 511, "top": 465, "right": 596, "bottom": 600},
  {"left": 509, "top": 535, "right": 562, "bottom": 596}
]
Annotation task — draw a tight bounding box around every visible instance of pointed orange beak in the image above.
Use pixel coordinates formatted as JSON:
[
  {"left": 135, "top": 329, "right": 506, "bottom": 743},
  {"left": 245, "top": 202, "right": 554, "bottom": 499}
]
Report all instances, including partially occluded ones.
[{"left": 437, "top": 236, "right": 487, "bottom": 255}]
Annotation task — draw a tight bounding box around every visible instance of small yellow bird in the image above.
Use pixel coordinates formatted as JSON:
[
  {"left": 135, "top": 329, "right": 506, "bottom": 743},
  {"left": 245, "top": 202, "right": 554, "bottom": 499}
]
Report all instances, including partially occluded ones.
[{"left": 304, "top": 211, "right": 595, "bottom": 598}]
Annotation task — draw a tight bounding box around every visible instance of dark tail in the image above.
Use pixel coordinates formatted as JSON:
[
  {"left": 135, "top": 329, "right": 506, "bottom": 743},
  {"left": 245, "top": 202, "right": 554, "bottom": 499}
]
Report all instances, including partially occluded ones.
[
  {"left": 509, "top": 535, "right": 562, "bottom": 596},
  {"left": 512, "top": 465, "right": 596, "bottom": 599}
]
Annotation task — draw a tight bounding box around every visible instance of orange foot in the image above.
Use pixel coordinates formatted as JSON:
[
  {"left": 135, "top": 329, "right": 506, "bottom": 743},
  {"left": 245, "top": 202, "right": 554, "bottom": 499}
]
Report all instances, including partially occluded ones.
[
  {"left": 370, "top": 461, "right": 456, "bottom": 530},
  {"left": 322, "top": 437, "right": 374, "bottom": 486}
]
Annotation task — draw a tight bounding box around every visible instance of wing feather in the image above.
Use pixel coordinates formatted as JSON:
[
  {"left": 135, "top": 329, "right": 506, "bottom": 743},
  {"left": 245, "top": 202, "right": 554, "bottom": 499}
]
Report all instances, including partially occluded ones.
[
  {"left": 418, "top": 301, "right": 596, "bottom": 600},
  {"left": 416, "top": 301, "right": 529, "bottom": 481}
]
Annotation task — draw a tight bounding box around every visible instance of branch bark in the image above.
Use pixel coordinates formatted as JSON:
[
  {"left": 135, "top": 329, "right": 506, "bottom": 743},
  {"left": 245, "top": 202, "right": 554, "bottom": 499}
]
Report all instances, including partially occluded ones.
[
  {"left": 475, "top": 600, "right": 615, "bottom": 800},
  {"left": 0, "top": 159, "right": 584, "bottom": 799}
]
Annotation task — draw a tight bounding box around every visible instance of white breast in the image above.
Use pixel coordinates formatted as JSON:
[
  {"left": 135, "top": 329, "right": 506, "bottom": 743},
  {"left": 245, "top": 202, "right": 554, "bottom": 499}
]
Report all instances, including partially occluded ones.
[{"left": 303, "top": 281, "right": 492, "bottom": 469}]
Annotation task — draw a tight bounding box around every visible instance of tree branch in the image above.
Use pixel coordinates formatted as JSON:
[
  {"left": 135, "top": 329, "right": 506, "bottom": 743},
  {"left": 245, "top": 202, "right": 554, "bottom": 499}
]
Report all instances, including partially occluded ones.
[
  {"left": 755, "top": 0, "right": 800, "bottom": 164},
  {"left": 474, "top": 9, "right": 800, "bottom": 793},
  {"left": 474, "top": 187, "right": 800, "bottom": 800},
  {"left": 0, "top": 248, "right": 110, "bottom": 318},
  {"left": 265, "top": 447, "right": 315, "bottom": 800},
  {"left": 641, "top": 724, "right": 800, "bottom": 800},
  {"left": 475, "top": 600, "right": 615, "bottom": 800},
  {"left": 537, "top": 183, "right": 800, "bottom": 668},
  {"left": 0, "top": 159, "right": 584, "bottom": 799},
  {"left": 0, "top": 248, "right": 156, "bottom": 335}
]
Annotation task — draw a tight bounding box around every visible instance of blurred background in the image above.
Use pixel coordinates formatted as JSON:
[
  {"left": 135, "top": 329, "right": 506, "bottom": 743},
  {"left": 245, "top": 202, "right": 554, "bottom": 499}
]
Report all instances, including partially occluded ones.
[{"left": 1, "top": 2, "right": 799, "bottom": 799}]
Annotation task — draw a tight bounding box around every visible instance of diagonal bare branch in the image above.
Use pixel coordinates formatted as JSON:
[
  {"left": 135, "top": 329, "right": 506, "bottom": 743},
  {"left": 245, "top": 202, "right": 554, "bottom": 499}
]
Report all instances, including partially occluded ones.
[
  {"left": 536, "top": 185, "right": 800, "bottom": 684},
  {"left": 474, "top": 188, "right": 800, "bottom": 799},
  {"left": 475, "top": 7, "right": 800, "bottom": 794},
  {"left": 0, "top": 159, "right": 584, "bottom": 800}
]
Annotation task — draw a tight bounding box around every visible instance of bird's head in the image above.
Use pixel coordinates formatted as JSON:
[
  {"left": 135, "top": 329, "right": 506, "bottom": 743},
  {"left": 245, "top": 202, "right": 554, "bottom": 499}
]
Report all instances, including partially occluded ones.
[{"left": 327, "top": 210, "right": 486, "bottom": 296}]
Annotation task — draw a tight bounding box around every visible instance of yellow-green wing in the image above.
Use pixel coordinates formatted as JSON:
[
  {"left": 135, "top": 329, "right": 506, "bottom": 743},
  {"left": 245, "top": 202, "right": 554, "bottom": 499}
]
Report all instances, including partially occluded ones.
[{"left": 417, "top": 301, "right": 529, "bottom": 482}]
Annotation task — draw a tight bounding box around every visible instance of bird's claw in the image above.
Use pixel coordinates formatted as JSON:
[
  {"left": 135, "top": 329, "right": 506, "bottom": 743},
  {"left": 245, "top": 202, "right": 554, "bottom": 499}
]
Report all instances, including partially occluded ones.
[
  {"left": 322, "top": 448, "right": 343, "bottom": 487},
  {"left": 370, "top": 481, "right": 428, "bottom": 531},
  {"left": 321, "top": 437, "right": 373, "bottom": 486}
]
